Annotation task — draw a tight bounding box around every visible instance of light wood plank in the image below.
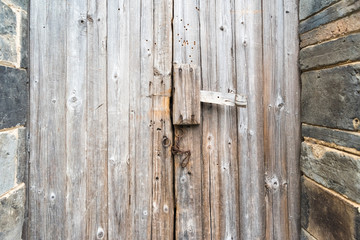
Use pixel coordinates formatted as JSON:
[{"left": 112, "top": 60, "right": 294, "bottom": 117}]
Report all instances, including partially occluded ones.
[
  {"left": 86, "top": 1, "right": 108, "bottom": 239},
  {"left": 151, "top": 0, "right": 174, "bottom": 238},
  {"left": 29, "top": 0, "right": 67, "bottom": 239},
  {"left": 233, "top": 0, "right": 265, "bottom": 239},
  {"left": 263, "top": 0, "right": 300, "bottom": 239},
  {"left": 65, "top": 0, "right": 87, "bottom": 238},
  {"left": 200, "top": 91, "right": 247, "bottom": 107},
  {"left": 107, "top": 0, "right": 132, "bottom": 237},
  {"left": 173, "top": 0, "right": 207, "bottom": 238}
]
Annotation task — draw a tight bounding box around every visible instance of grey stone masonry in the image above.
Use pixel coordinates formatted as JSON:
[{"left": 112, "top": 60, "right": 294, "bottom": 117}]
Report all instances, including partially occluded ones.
[
  {"left": 0, "top": 0, "right": 28, "bottom": 67},
  {"left": 0, "top": 127, "right": 26, "bottom": 196},
  {"left": 0, "top": 66, "right": 28, "bottom": 129},
  {"left": 0, "top": 183, "right": 25, "bottom": 240}
]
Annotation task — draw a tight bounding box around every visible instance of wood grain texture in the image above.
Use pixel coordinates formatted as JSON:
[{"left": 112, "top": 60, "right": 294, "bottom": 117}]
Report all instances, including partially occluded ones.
[
  {"left": 233, "top": 0, "right": 266, "bottom": 239},
  {"left": 29, "top": 0, "right": 67, "bottom": 238},
  {"left": 173, "top": 0, "right": 207, "bottom": 239},
  {"left": 151, "top": 0, "right": 174, "bottom": 238},
  {"left": 200, "top": 91, "right": 247, "bottom": 107},
  {"left": 263, "top": 0, "right": 300, "bottom": 239},
  {"left": 173, "top": 64, "right": 201, "bottom": 125}
]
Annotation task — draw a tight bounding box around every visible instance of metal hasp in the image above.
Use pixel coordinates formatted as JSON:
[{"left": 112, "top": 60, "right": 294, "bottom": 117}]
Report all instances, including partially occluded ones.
[{"left": 173, "top": 64, "right": 247, "bottom": 125}]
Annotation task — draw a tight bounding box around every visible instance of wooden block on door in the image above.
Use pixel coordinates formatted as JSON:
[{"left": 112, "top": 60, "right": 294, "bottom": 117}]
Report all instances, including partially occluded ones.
[{"left": 173, "top": 64, "right": 200, "bottom": 125}]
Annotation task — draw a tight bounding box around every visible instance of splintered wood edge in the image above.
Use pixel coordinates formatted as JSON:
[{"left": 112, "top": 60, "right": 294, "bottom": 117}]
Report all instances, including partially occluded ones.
[{"left": 200, "top": 90, "right": 247, "bottom": 107}]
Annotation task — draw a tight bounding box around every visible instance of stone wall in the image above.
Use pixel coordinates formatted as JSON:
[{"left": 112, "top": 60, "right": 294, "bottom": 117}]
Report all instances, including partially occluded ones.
[
  {"left": 0, "top": 0, "right": 28, "bottom": 239},
  {"left": 299, "top": 0, "right": 360, "bottom": 239}
]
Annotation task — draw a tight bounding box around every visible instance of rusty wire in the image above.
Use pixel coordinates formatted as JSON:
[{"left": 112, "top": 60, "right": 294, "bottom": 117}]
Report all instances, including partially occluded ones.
[{"left": 171, "top": 128, "right": 191, "bottom": 168}]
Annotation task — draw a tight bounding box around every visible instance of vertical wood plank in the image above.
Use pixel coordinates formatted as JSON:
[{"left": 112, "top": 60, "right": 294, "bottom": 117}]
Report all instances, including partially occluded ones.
[
  {"left": 234, "top": 0, "right": 266, "bottom": 239},
  {"left": 263, "top": 0, "right": 300, "bottom": 239},
  {"left": 200, "top": 0, "right": 241, "bottom": 238},
  {"left": 86, "top": 1, "right": 108, "bottom": 239},
  {"left": 65, "top": 0, "right": 87, "bottom": 239},
  {"left": 29, "top": 0, "right": 67, "bottom": 239},
  {"left": 152, "top": 0, "right": 174, "bottom": 239},
  {"left": 173, "top": 0, "right": 210, "bottom": 239},
  {"left": 107, "top": 0, "right": 132, "bottom": 238}
]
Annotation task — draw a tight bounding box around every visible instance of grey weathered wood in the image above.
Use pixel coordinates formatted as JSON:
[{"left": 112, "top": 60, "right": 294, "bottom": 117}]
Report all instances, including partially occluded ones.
[
  {"left": 173, "top": 0, "right": 207, "bottom": 238},
  {"left": 302, "top": 124, "right": 360, "bottom": 152},
  {"left": 300, "top": 33, "right": 360, "bottom": 71},
  {"left": 65, "top": 1, "right": 88, "bottom": 238},
  {"left": 263, "top": 0, "right": 300, "bottom": 239},
  {"left": 234, "top": 0, "right": 265, "bottom": 239},
  {"left": 200, "top": 90, "right": 247, "bottom": 107},
  {"left": 151, "top": 0, "right": 174, "bottom": 239},
  {"left": 301, "top": 63, "right": 360, "bottom": 131},
  {"left": 301, "top": 176, "right": 360, "bottom": 240},
  {"left": 301, "top": 141, "right": 360, "bottom": 203},
  {"left": 85, "top": 1, "right": 108, "bottom": 239},
  {"left": 29, "top": 0, "right": 67, "bottom": 238},
  {"left": 173, "top": 64, "right": 201, "bottom": 125},
  {"left": 299, "top": 0, "right": 360, "bottom": 33}
]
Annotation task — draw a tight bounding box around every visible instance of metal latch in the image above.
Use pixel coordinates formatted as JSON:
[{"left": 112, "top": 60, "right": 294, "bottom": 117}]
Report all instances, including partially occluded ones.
[{"left": 173, "top": 64, "right": 247, "bottom": 125}]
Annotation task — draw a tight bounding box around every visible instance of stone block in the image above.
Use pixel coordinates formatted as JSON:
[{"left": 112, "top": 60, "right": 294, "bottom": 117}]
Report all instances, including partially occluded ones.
[
  {"left": 300, "top": 11, "right": 360, "bottom": 48},
  {"left": 300, "top": 33, "right": 360, "bottom": 71},
  {"left": 0, "top": 35, "right": 16, "bottom": 64},
  {"left": 0, "top": 183, "right": 25, "bottom": 240},
  {"left": 300, "top": 0, "right": 360, "bottom": 33},
  {"left": 0, "top": 127, "right": 26, "bottom": 196},
  {"left": 5, "top": 0, "right": 28, "bottom": 11},
  {"left": 302, "top": 124, "right": 360, "bottom": 152},
  {"left": 20, "top": 11, "right": 28, "bottom": 68},
  {"left": 299, "top": 0, "right": 338, "bottom": 20},
  {"left": 301, "top": 141, "right": 360, "bottom": 203},
  {"left": 0, "top": 66, "right": 28, "bottom": 129},
  {"left": 0, "top": 1, "right": 17, "bottom": 35},
  {"left": 301, "top": 228, "right": 317, "bottom": 240},
  {"left": 301, "top": 176, "right": 360, "bottom": 240},
  {"left": 301, "top": 63, "right": 360, "bottom": 131}
]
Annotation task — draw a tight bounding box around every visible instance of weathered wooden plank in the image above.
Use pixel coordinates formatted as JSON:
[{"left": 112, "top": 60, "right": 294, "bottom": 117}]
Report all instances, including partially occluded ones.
[
  {"left": 233, "top": 0, "right": 265, "bottom": 239},
  {"left": 151, "top": 0, "right": 174, "bottom": 238},
  {"left": 301, "top": 176, "right": 360, "bottom": 240},
  {"left": 85, "top": 1, "right": 108, "bottom": 239},
  {"left": 263, "top": 0, "right": 300, "bottom": 239},
  {"left": 299, "top": 0, "right": 360, "bottom": 33},
  {"left": 299, "top": 0, "right": 339, "bottom": 20},
  {"left": 173, "top": 64, "right": 201, "bottom": 125},
  {"left": 173, "top": 0, "right": 207, "bottom": 238},
  {"left": 200, "top": 91, "right": 247, "bottom": 107},
  {"left": 300, "top": 33, "right": 360, "bottom": 71},
  {"left": 301, "top": 63, "right": 360, "bottom": 131},
  {"left": 107, "top": 0, "right": 132, "bottom": 237},
  {"left": 198, "top": 0, "right": 217, "bottom": 238},
  {"left": 302, "top": 124, "right": 360, "bottom": 152},
  {"left": 301, "top": 141, "right": 360, "bottom": 203},
  {"left": 29, "top": 0, "right": 67, "bottom": 238},
  {"left": 65, "top": 1, "right": 87, "bottom": 238},
  {"left": 300, "top": 11, "right": 360, "bottom": 48}
]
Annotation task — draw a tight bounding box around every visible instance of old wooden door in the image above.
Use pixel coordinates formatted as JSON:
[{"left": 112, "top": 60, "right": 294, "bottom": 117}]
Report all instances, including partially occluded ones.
[{"left": 28, "top": 0, "right": 300, "bottom": 239}]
